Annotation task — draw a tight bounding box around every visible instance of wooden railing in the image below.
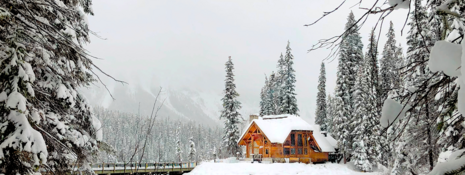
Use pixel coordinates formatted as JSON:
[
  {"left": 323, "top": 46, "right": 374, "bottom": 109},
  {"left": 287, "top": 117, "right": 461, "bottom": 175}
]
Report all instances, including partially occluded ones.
[{"left": 90, "top": 162, "right": 198, "bottom": 174}]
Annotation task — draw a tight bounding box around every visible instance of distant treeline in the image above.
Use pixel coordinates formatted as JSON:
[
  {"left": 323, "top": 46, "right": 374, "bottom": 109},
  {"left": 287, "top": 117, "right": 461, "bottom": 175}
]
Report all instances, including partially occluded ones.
[{"left": 94, "top": 106, "right": 226, "bottom": 163}]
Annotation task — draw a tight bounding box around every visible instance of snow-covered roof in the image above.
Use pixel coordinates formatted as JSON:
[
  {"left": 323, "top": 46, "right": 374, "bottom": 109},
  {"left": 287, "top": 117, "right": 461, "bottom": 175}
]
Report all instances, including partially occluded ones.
[
  {"left": 308, "top": 125, "right": 337, "bottom": 152},
  {"left": 312, "top": 132, "right": 336, "bottom": 152},
  {"left": 240, "top": 115, "right": 313, "bottom": 144},
  {"left": 325, "top": 134, "right": 338, "bottom": 149},
  {"left": 262, "top": 114, "right": 289, "bottom": 119}
]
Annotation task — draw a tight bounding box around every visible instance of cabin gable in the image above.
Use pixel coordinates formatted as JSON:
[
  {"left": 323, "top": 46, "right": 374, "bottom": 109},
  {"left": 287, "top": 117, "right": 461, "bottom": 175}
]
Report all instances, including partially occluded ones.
[{"left": 237, "top": 115, "right": 336, "bottom": 163}]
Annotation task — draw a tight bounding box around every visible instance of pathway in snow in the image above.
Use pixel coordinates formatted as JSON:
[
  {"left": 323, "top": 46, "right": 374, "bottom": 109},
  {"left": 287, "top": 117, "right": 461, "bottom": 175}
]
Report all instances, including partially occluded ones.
[{"left": 186, "top": 161, "right": 381, "bottom": 175}]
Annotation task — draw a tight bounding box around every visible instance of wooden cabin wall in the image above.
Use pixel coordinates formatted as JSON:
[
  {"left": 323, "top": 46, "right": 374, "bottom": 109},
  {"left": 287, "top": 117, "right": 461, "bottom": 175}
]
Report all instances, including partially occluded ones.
[
  {"left": 239, "top": 123, "right": 330, "bottom": 162},
  {"left": 280, "top": 130, "right": 312, "bottom": 159}
]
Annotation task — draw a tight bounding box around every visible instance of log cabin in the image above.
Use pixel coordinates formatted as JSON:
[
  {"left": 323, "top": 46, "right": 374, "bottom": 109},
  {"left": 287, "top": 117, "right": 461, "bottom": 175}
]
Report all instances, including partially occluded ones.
[{"left": 238, "top": 114, "right": 337, "bottom": 163}]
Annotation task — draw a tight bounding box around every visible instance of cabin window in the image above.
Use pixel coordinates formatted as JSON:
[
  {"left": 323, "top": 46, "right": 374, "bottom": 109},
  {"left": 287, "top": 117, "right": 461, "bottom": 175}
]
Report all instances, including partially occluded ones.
[
  {"left": 265, "top": 140, "right": 268, "bottom": 144},
  {"left": 291, "top": 134, "right": 295, "bottom": 146},
  {"left": 298, "top": 148, "right": 302, "bottom": 155},
  {"left": 304, "top": 148, "right": 308, "bottom": 154},
  {"left": 298, "top": 134, "right": 303, "bottom": 146},
  {"left": 266, "top": 149, "right": 269, "bottom": 154},
  {"left": 303, "top": 134, "right": 307, "bottom": 146},
  {"left": 291, "top": 148, "right": 295, "bottom": 155},
  {"left": 284, "top": 148, "right": 290, "bottom": 155}
]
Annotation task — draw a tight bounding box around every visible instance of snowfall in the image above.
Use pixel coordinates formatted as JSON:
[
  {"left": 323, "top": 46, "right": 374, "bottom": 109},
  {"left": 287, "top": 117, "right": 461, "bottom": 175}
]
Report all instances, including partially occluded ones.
[{"left": 186, "top": 158, "right": 381, "bottom": 175}]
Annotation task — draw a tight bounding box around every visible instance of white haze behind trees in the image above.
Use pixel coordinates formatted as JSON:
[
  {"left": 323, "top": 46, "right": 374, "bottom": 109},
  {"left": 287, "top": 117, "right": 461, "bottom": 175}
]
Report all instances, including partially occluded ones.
[{"left": 82, "top": 0, "right": 410, "bottom": 126}]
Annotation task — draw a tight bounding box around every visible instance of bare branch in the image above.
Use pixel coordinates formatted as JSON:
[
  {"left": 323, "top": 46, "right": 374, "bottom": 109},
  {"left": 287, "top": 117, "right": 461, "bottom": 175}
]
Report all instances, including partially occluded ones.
[{"left": 304, "top": 0, "right": 346, "bottom": 27}]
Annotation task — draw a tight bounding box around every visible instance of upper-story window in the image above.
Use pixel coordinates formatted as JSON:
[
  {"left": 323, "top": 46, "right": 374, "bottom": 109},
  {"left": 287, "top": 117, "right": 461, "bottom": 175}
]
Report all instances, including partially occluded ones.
[
  {"left": 291, "top": 134, "right": 295, "bottom": 146},
  {"left": 303, "top": 134, "right": 307, "bottom": 146},
  {"left": 298, "top": 134, "right": 303, "bottom": 146}
]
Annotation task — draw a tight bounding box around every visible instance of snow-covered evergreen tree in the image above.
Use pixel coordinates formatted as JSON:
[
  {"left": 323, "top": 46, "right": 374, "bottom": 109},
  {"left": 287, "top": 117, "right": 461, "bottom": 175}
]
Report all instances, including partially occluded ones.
[
  {"left": 364, "top": 29, "right": 381, "bottom": 166},
  {"left": 378, "top": 22, "right": 404, "bottom": 167},
  {"left": 259, "top": 76, "right": 268, "bottom": 116},
  {"left": 380, "top": 22, "right": 402, "bottom": 102},
  {"left": 0, "top": 0, "right": 103, "bottom": 174},
  {"left": 353, "top": 140, "right": 372, "bottom": 172},
  {"left": 315, "top": 62, "right": 327, "bottom": 131},
  {"left": 352, "top": 31, "right": 379, "bottom": 170},
  {"left": 188, "top": 137, "right": 196, "bottom": 162},
  {"left": 326, "top": 95, "right": 335, "bottom": 134},
  {"left": 333, "top": 11, "right": 364, "bottom": 161},
  {"left": 352, "top": 67, "right": 371, "bottom": 171},
  {"left": 175, "top": 126, "right": 183, "bottom": 162},
  {"left": 220, "top": 56, "right": 242, "bottom": 156},
  {"left": 280, "top": 41, "right": 299, "bottom": 115},
  {"left": 265, "top": 72, "right": 277, "bottom": 115},
  {"left": 275, "top": 53, "right": 286, "bottom": 114}
]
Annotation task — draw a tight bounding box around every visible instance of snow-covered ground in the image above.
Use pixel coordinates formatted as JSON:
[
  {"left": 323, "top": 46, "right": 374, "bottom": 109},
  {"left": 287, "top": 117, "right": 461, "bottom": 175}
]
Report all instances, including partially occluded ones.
[{"left": 186, "top": 161, "right": 382, "bottom": 175}]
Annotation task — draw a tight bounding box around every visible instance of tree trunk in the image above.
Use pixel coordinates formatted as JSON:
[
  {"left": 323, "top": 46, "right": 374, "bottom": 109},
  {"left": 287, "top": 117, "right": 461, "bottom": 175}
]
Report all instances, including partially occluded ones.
[{"left": 426, "top": 102, "right": 434, "bottom": 171}]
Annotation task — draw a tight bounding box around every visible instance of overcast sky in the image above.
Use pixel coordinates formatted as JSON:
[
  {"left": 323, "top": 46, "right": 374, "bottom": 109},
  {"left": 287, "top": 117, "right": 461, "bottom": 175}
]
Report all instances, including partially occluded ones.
[{"left": 85, "top": 0, "right": 410, "bottom": 122}]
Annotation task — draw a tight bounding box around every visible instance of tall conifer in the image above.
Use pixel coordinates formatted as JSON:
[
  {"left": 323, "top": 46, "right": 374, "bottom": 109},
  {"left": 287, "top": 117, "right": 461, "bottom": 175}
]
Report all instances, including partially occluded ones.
[
  {"left": 280, "top": 42, "right": 299, "bottom": 115},
  {"left": 315, "top": 63, "right": 327, "bottom": 131},
  {"left": 220, "top": 56, "right": 242, "bottom": 156}
]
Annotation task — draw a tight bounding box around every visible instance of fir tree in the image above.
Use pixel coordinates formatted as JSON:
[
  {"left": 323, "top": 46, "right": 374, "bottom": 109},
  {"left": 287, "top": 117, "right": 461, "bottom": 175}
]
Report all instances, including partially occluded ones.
[
  {"left": 0, "top": 0, "right": 103, "bottom": 174},
  {"left": 176, "top": 126, "right": 183, "bottom": 162},
  {"left": 220, "top": 56, "right": 242, "bottom": 156},
  {"left": 353, "top": 140, "right": 372, "bottom": 172},
  {"left": 259, "top": 76, "right": 268, "bottom": 116},
  {"left": 352, "top": 30, "right": 379, "bottom": 170},
  {"left": 379, "top": 22, "right": 401, "bottom": 102},
  {"left": 326, "top": 94, "right": 335, "bottom": 134},
  {"left": 275, "top": 53, "right": 286, "bottom": 114},
  {"left": 315, "top": 62, "right": 327, "bottom": 131},
  {"left": 363, "top": 29, "right": 381, "bottom": 166},
  {"left": 264, "top": 73, "right": 277, "bottom": 115},
  {"left": 188, "top": 137, "right": 196, "bottom": 162},
  {"left": 378, "top": 22, "right": 403, "bottom": 167},
  {"left": 334, "top": 11, "right": 364, "bottom": 162},
  {"left": 280, "top": 41, "right": 299, "bottom": 115}
]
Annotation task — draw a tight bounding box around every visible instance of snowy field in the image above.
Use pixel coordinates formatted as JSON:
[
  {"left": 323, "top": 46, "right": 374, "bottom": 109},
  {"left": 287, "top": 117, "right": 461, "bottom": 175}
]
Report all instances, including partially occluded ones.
[{"left": 186, "top": 161, "right": 382, "bottom": 175}]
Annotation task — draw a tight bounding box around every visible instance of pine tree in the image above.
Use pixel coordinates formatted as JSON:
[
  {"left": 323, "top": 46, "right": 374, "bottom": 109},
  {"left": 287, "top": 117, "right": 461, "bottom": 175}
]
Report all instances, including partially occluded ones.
[
  {"left": 379, "top": 22, "right": 401, "bottom": 102},
  {"left": 326, "top": 95, "right": 335, "bottom": 134},
  {"left": 315, "top": 62, "right": 327, "bottom": 131},
  {"left": 265, "top": 72, "right": 277, "bottom": 115},
  {"left": 353, "top": 140, "right": 372, "bottom": 172},
  {"left": 175, "top": 126, "right": 183, "bottom": 162},
  {"left": 334, "top": 11, "right": 364, "bottom": 162},
  {"left": 188, "top": 137, "right": 196, "bottom": 162},
  {"left": 0, "top": 0, "right": 102, "bottom": 174},
  {"left": 280, "top": 41, "right": 299, "bottom": 115},
  {"left": 378, "top": 22, "right": 403, "bottom": 167},
  {"left": 220, "top": 56, "right": 242, "bottom": 156},
  {"left": 352, "top": 31, "right": 379, "bottom": 170},
  {"left": 352, "top": 68, "right": 371, "bottom": 171},
  {"left": 275, "top": 53, "right": 286, "bottom": 114},
  {"left": 259, "top": 76, "right": 268, "bottom": 116}
]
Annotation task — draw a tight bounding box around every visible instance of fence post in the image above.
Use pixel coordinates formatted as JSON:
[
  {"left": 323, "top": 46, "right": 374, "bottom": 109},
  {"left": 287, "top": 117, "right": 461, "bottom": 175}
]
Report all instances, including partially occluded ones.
[
  {"left": 113, "top": 163, "right": 115, "bottom": 172},
  {"left": 101, "top": 162, "right": 104, "bottom": 174}
]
